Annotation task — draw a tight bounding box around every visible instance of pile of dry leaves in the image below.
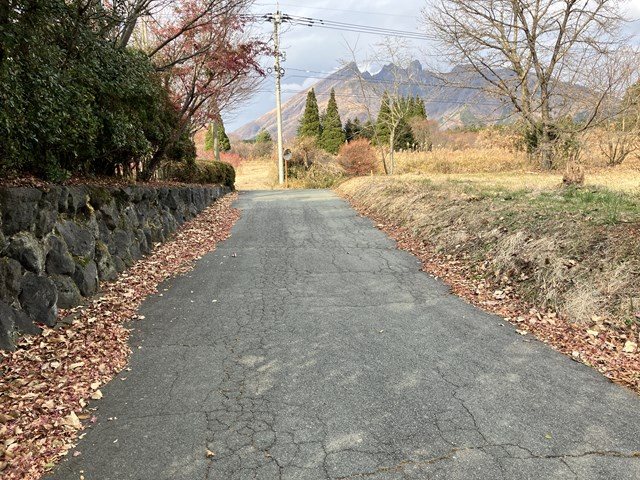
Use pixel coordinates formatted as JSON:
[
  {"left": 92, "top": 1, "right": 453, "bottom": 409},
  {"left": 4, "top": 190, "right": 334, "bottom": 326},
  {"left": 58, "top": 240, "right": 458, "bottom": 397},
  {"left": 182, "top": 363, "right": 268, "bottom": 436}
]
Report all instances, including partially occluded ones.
[
  {"left": 0, "top": 193, "right": 239, "bottom": 480},
  {"left": 343, "top": 196, "right": 640, "bottom": 395}
]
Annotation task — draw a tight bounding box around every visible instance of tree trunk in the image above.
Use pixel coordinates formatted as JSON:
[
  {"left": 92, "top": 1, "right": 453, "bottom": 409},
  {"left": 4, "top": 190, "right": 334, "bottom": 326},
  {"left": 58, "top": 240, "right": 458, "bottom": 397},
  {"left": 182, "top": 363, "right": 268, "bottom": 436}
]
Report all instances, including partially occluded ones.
[
  {"left": 139, "top": 147, "right": 165, "bottom": 181},
  {"left": 539, "top": 95, "right": 554, "bottom": 170},
  {"left": 213, "top": 121, "right": 221, "bottom": 162},
  {"left": 538, "top": 123, "right": 554, "bottom": 170},
  {"left": 389, "top": 128, "right": 395, "bottom": 175}
]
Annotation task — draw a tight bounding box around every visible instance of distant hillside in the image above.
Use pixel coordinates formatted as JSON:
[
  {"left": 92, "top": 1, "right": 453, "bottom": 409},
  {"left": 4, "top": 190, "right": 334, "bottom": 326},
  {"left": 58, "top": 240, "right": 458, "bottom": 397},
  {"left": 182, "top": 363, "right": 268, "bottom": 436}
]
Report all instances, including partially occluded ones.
[{"left": 233, "top": 61, "right": 511, "bottom": 140}]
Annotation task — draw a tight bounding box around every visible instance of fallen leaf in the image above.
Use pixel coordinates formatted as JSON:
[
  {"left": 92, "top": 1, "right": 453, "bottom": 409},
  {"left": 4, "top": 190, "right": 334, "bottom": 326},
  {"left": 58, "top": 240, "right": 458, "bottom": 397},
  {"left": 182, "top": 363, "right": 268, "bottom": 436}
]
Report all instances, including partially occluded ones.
[
  {"left": 622, "top": 341, "right": 637, "bottom": 353},
  {"left": 0, "top": 414, "right": 13, "bottom": 424},
  {"left": 90, "top": 390, "right": 103, "bottom": 400},
  {"left": 61, "top": 412, "right": 82, "bottom": 430},
  {"left": 206, "top": 449, "right": 216, "bottom": 458}
]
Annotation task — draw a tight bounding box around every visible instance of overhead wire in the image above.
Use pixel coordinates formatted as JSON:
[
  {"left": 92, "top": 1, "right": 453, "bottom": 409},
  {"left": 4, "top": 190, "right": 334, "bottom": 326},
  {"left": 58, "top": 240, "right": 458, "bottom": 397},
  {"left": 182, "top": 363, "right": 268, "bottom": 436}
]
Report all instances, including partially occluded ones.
[
  {"left": 253, "top": 2, "right": 415, "bottom": 19},
  {"left": 241, "top": 12, "right": 430, "bottom": 41},
  {"left": 281, "top": 14, "right": 430, "bottom": 41}
]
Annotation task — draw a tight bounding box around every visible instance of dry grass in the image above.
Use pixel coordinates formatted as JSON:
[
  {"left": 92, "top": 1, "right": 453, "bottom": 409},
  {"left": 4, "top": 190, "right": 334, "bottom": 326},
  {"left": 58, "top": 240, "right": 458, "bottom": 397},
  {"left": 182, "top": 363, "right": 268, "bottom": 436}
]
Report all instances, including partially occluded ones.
[
  {"left": 235, "top": 158, "right": 278, "bottom": 190},
  {"left": 394, "top": 147, "right": 530, "bottom": 174},
  {"left": 337, "top": 175, "right": 640, "bottom": 328},
  {"left": 391, "top": 146, "right": 640, "bottom": 193}
]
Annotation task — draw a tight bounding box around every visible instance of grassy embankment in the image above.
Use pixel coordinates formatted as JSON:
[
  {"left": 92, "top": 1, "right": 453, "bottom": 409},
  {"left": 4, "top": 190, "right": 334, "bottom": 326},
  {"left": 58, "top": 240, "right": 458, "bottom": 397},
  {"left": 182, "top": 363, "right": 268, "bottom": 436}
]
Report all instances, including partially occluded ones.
[{"left": 337, "top": 170, "right": 640, "bottom": 391}]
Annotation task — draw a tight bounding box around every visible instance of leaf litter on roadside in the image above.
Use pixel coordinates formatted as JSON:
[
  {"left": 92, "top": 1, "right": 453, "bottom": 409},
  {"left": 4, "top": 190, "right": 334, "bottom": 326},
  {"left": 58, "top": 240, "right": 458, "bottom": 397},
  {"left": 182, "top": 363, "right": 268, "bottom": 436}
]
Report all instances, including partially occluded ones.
[{"left": 0, "top": 193, "right": 240, "bottom": 480}]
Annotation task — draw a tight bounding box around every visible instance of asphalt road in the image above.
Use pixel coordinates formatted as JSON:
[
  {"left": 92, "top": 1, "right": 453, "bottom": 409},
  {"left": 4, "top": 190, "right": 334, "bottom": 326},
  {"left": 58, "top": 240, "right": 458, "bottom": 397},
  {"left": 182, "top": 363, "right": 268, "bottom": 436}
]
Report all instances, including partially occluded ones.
[{"left": 49, "top": 189, "right": 640, "bottom": 480}]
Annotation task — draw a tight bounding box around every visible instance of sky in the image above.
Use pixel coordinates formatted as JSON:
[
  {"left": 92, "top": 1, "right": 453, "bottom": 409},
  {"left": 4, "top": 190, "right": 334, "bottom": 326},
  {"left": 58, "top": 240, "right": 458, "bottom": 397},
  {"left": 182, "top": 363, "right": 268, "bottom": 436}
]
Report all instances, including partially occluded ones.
[{"left": 225, "top": 0, "right": 640, "bottom": 133}]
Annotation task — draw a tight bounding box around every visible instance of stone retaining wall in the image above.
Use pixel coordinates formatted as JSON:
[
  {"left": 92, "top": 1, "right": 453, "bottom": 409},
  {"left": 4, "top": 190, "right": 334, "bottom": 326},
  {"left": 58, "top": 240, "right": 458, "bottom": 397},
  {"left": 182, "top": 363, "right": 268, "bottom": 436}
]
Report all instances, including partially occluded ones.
[{"left": 0, "top": 184, "right": 229, "bottom": 349}]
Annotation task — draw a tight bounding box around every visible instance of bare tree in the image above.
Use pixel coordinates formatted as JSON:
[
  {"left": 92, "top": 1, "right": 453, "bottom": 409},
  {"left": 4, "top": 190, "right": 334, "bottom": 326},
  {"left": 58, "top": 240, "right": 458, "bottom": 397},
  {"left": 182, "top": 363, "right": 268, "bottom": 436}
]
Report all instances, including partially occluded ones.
[
  {"left": 596, "top": 79, "right": 640, "bottom": 165},
  {"left": 423, "top": 0, "right": 636, "bottom": 169},
  {"left": 346, "top": 37, "right": 422, "bottom": 174}
]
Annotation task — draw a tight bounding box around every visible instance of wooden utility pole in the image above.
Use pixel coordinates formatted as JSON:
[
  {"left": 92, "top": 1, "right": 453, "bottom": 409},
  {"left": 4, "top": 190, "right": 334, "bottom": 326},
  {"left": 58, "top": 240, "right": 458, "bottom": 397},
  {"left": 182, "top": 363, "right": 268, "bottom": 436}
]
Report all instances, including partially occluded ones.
[{"left": 273, "top": 11, "right": 285, "bottom": 185}]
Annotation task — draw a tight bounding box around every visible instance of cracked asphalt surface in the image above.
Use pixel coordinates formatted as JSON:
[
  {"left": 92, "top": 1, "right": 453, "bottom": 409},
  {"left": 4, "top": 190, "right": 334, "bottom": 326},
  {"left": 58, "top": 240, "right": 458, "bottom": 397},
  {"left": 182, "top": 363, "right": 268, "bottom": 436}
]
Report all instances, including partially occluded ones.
[{"left": 49, "top": 190, "right": 640, "bottom": 480}]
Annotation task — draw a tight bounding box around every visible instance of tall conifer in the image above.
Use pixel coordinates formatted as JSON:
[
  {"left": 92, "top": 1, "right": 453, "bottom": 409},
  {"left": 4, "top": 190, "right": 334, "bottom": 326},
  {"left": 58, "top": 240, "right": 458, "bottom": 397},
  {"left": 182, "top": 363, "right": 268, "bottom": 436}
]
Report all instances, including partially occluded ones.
[
  {"left": 298, "top": 88, "right": 322, "bottom": 139},
  {"left": 320, "top": 88, "right": 346, "bottom": 154}
]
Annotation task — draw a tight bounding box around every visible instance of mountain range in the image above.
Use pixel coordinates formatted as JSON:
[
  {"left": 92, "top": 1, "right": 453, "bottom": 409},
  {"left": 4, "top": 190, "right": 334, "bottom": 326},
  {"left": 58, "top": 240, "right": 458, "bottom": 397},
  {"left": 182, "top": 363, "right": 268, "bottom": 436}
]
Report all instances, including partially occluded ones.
[{"left": 232, "top": 61, "right": 512, "bottom": 140}]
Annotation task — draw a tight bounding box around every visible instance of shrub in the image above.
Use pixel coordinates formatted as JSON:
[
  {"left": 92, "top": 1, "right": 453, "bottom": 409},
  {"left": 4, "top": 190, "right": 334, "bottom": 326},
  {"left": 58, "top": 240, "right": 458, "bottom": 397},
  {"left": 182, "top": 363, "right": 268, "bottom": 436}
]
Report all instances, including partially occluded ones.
[
  {"left": 231, "top": 140, "right": 272, "bottom": 160},
  {"left": 287, "top": 136, "right": 334, "bottom": 170},
  {"left": 164, "top": 161, "right": 236, "bottom": 188},
  {"left": 288, "top": 162, "right": 345, "bottom": 189},
  {"left": 562, "top": 162, "right": 585, "bottom": 187},
  {"left": 201, "top": 161, "right": 236, "bottom": 189},
  {"left": 0, "top": 0, "right": 193, "bottom": 180},
  {"left": 337, "top": 139, "right": 377, "bottom": 176}
]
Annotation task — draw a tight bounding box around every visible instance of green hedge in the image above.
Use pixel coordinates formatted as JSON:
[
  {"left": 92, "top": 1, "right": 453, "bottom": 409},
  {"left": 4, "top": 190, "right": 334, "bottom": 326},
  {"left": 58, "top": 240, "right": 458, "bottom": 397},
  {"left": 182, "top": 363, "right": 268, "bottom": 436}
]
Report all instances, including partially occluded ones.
[
  {"left": 165, "top": 161, "right": 235, "bottom": 189},
  {"left": 0, "top": 0, "right": 194, "bottom": 181}
]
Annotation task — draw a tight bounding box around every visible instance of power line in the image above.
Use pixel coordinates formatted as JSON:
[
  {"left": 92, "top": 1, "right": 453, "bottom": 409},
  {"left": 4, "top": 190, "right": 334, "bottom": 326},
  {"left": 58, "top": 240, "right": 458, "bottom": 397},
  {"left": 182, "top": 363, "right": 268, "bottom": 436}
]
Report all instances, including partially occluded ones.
[
  {"left": 243, "top": 12, "right": 430, "bottom": 41},
  {"left": 282, "top": 14, "right": 430, "bottom": 41},
  {"left": 254, "top": 2, "right": 416, "bottom": 19}
]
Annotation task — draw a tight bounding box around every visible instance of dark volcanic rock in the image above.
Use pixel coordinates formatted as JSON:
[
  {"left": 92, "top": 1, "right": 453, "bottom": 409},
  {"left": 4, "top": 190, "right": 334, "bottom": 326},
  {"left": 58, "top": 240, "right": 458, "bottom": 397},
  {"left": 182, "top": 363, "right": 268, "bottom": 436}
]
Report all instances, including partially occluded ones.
[
  {"left": 51, "top": 274, "right": 83, "bottom": 308},
  {"left": 0, "top": 184, "right": 229, "bottom": 348},
  {"left": 0, "top": 188, "right": 42, "bottom": 235},
  {"left": 112, "top": 255, "right": 126, "bottom": 273},
  {"left": 55, "top": 220, "right": 95, "bottom": 258},
  {"left": 0, "top": 300, "right": 41, "bottom": 350},
  {"left": 7, "top": 232, "right": 45, "bottom": 274},
  {"left": 96, "top": 242, "right": 117, "bottom": 282},
  {"left": 45, "top": 235, "right": 76, "bottom": 276},
  {"left": 110, "top": 229, "right": 133, "bottom": 265},
  {"left": 19, "top": 272, "right": 58, "bottom": 326},
  {"left": 72, "top": 260, "right": 99, "bottom": 297},
  {"left": 0, "top": 257, "right": 23, "bottom": 304},
  {"left": 66, "top": 186, "right": 89, "bottom": 213},
  {"left": 36, "top": 208, "right": 57, "bottom": 237}
]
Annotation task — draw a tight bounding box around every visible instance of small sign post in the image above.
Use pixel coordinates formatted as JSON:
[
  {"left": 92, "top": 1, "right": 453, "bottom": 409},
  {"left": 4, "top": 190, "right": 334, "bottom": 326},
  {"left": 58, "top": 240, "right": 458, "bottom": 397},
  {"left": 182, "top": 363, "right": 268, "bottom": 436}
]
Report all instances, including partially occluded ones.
[{"left": 283, "top": 148, "right": 292, "bottom": 188}]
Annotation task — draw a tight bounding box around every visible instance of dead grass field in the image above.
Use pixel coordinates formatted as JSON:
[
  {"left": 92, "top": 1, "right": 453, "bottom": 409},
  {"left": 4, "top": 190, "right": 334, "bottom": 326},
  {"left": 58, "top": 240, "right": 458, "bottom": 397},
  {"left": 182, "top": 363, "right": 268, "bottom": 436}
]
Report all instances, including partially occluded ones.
[
  {"left": 235, "top": 158, "right": 278, "bottom": 190},
  {"left": 337, "top": 175, "right": 640, "bottom": 328},
  {"left": 393, "top": 147, "right": 640, "bottom": 193}
]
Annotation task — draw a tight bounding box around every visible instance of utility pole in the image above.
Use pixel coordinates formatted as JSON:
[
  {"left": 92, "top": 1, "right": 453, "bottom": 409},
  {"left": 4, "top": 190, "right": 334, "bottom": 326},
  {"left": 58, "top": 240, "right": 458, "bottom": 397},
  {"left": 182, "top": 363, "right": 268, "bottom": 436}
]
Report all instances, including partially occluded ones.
[{"left": 273, "top": 11, "right": 285, "bottom": 185}]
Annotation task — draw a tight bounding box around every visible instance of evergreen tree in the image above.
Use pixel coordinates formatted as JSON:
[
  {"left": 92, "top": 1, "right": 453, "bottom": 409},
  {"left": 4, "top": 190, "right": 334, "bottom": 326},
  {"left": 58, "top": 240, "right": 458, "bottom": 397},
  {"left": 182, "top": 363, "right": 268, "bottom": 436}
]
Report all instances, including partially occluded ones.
[
  {"left": 254, "top": 129, "right": 272, "bottom": 143},
  {"left": 408, "top": 96, "right": 417, "bottom": 117},
  {"left": 319, "top": 88, "right": 346, "bottom": 154},
  {"left": 298, "top": 88, "right": 322, "bottom": 139},
  {"left": 344, "top": 118, "right": 354, "bottom": 142},
  {"left": 375, "top": 91, "right": 392, "bottom": 145},
  {"left": 415, "top": 97, "right": 427, "bottom": 119},
  {"left": 361, "top": 120, "right": 375, "bottom": 140},
  {"left": 395, "top": 117, "right": 415, "bottom": 150},
  {"left": 205, "top": 121, "right": 231, "bottom": 151},
  {"left": 345, "top": 117, "right": 363, "bottom": 142}
]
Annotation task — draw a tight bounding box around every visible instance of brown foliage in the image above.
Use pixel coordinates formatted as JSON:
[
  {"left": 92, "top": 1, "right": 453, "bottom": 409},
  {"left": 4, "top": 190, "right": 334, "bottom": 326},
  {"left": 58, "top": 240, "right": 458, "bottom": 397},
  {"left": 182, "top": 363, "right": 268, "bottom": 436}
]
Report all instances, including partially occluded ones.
[
  {"left": 337, "top": 139, "right": 377, "bottom": 176},
  {"left": 562, "top": 162, "right": 585, "bottom": 186}
]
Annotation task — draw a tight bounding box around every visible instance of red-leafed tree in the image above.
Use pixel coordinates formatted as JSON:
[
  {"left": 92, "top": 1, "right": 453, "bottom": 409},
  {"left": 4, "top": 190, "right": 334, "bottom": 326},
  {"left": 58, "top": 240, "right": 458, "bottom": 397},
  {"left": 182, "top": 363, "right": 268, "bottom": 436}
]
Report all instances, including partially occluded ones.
[{"left": 108, "top": 0, "right": 268, "bottom": 179}]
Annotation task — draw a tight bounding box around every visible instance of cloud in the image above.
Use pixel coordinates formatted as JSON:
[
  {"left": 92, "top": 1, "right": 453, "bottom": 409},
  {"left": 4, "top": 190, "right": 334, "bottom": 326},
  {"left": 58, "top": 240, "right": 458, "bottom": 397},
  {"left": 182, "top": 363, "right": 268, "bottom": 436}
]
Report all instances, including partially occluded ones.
[
  {"left": 227, "top": 0, "right": 424, "bottom": 131},
  {"left": 227, "top": 0, "right": 640, "bottom": 132}
]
